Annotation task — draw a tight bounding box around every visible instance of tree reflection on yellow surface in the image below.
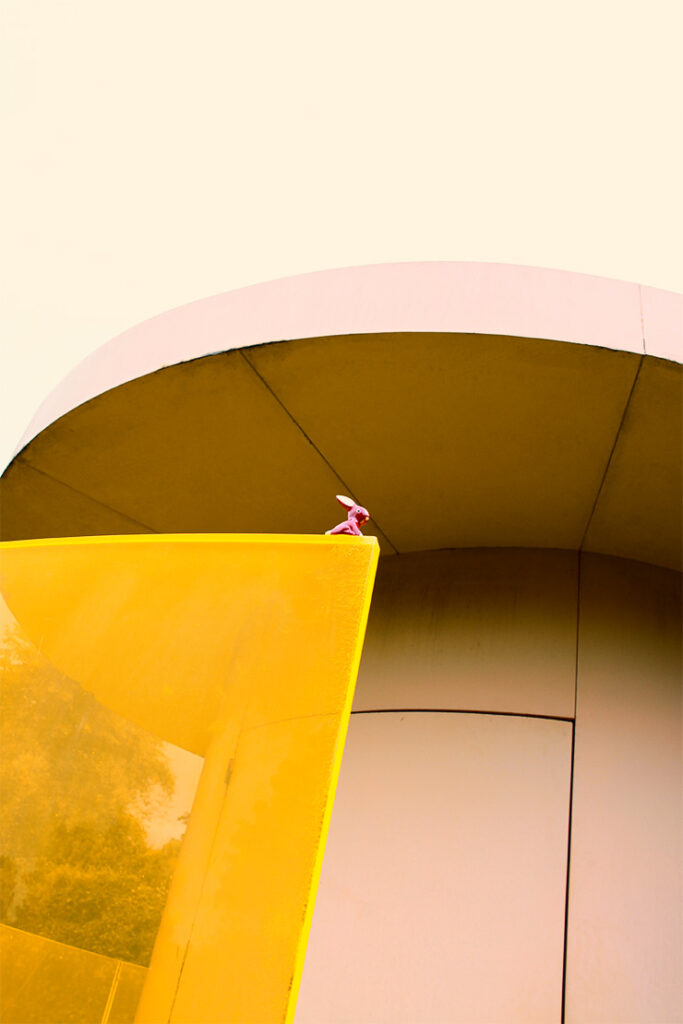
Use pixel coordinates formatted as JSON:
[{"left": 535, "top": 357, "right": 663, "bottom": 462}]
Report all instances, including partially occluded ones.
[{"left": 0, "top": 609, "right": 202, "bottom": 966}]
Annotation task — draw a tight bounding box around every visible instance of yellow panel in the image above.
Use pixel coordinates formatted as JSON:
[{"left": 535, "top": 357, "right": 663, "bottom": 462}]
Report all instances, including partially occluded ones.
[
  {"left": 583, "top": 357, "right": 683, "bottom": 570},
  {"left": 355, "top": 548, "right": 578, "bottom": 718},
  {"left": 159, "top": 715, "right": 345, "bottom": 1024},
  {"left": 0, "top": 535, "right": 378, "bottom": 1023},
  {"left": 0, "top": 535, "right": 378, "bottom": 755},
  {"left": 109, "top": 964, "right": 148, "bottom": 1024},
  {"left": 247, "top": 334, "right": 640, "bottom": 551},
  {"left": 567, "top": 555, "right": 681, "bottom": 1021},
  {"left": 1, "top": 588, "right": 202, "bottom": 995},
  {"left": 0, "top": 924, "right": 121, "bottom": 1024},
  {"left": 0, "top": 925, "right": 148, "bottom": 1023}
]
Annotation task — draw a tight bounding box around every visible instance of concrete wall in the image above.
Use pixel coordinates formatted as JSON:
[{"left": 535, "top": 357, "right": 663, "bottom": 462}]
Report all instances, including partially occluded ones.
[
  {"left": 567, "top": 555, "right": 682, "bottom": 1023},
  {"left": 297, "top": 549, "right": 682, "bottom": 1023}
]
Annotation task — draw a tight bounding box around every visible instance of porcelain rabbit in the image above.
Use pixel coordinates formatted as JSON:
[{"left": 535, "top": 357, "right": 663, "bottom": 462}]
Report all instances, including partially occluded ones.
[{"left": 325, "top": 495, "right": 370, "bottom": 536}]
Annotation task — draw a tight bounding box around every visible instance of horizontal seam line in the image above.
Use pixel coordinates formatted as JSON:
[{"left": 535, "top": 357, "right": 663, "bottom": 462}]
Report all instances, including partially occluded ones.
[
  {"left": 352, "top": 708, "right": 574, "bottom": 722},
  {"left": 243, "top": 709, "right": 338, "bottom": 733}
]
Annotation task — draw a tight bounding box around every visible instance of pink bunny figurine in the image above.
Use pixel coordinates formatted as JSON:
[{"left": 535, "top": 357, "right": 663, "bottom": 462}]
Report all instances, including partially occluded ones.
[{"left": 325, "top": 495, "right": 371, "bottom": 536}]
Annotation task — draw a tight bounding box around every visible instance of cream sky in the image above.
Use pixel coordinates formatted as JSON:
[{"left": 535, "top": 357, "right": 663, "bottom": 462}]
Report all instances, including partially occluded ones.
[{"left": 2, "top": 0, "right": 681, "bottom": 473}]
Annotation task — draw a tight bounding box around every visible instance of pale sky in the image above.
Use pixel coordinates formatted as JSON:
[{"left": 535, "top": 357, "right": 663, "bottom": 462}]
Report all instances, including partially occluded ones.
[{"left": 2, "top": 0, "right": 681, "bottom": 473}]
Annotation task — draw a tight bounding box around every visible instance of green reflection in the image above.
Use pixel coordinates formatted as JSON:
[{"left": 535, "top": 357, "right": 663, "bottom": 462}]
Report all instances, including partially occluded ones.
[{"left": 0, "top": 617, "right": 201, "bottom": 966}]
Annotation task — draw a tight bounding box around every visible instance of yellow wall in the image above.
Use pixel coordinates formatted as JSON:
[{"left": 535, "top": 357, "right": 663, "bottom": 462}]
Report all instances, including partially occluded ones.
[{"left": 0, "top": 925, "right": 147, "bottom": 1024}]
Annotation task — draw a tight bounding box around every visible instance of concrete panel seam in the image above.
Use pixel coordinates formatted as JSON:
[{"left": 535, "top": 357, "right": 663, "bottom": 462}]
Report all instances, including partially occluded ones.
[
  {"left": 561, "top": 551, "right": 581, "bottom": 1023},
  {"left": 560, "top": 720, "right": 576, "bottom": 1024},
  {"left": 351, "top": 708, "right": 575, "bottom": 723},
  {"left": 578, "top": 356, "right": 644, "bottom": 553},
  {"left": 9, "top": 459, "right": 159, "bottom": 535},
  {"left": 238, "top": 350, "right": 400, "bottom": 554},
  {"left": 573, "top": 551, "right": 581, "bottom": 721}
]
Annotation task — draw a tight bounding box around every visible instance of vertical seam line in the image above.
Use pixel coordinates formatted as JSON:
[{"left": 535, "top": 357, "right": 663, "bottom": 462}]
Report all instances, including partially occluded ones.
[
  {"left": 561, "top": 549, "right": 581, "bottom": 1022},
  {"left": 638, "top": 284, "right": 647, "bottom": 354},
  {"left": 579, "top": 356, "right": 644, "bottom": 552},
  {"left": 100, "top": 960, "right": 123, "bottom": 1024},
  {"left": 239, "top": 350, "right": 400, "bottom": 555}
]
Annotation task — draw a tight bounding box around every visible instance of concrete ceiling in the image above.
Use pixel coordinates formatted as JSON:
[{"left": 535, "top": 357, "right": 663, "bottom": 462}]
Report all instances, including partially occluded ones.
[{"left": 1, "top": 331, "right": 680, "bottom": 570}]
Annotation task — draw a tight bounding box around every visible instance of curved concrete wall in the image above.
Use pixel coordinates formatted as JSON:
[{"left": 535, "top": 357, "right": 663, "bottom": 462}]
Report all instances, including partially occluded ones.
[
  {"left": 3, "top": 263, "right": 680, "bottom": 570},
  {"left": 3, "top": 334, "right": 680, "bottom": 570},
  {"left": 296, "top": 549, "right": 681, "bottom": 1023},
  {"left": 14, "top": 262, "right": 682, "bottom": 458},
  {"left": 354, "top": 548, "right": 578, "bottom": 718}
]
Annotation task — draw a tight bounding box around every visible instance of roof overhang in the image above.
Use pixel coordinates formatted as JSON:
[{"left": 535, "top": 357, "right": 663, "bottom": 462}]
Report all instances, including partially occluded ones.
[{"left": 2, "top": 263, "right": 681, "bottom": 570}]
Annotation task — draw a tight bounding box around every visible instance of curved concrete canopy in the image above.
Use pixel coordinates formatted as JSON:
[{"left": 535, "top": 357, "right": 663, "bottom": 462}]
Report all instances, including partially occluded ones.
[
  {"left": 12, "top": 262, "right": 683, "bottom": 454},
  {"left": 1, "top": 263, "right": 681, "bottom": 569}
]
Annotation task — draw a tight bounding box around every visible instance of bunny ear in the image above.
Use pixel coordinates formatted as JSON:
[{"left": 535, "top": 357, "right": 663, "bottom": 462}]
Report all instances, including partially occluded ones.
[{"left": 335, "top": 494, "right": 356, "bottom": 509}]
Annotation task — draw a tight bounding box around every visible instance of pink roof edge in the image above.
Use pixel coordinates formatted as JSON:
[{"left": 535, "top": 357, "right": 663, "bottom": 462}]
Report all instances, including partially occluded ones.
[{"left": 14, "top": 261, "right": 682, "bottom": 456}]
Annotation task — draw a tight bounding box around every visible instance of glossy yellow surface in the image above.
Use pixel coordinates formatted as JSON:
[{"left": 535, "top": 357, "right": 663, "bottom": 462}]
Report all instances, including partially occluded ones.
[
  {"left": 0, "top": 535, "right": 378, "bottom": 1023},
  {"left": 0, "top": 924, "right": 147, "bottom": 1024},
  {"left": 0, "top": 534, "right": 379, "bottom": 756},
  {"left": 1, "top": 590, "right": 201, "bottom": 971}
]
